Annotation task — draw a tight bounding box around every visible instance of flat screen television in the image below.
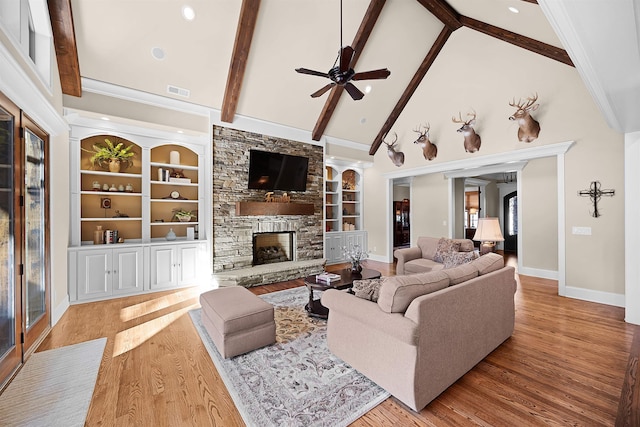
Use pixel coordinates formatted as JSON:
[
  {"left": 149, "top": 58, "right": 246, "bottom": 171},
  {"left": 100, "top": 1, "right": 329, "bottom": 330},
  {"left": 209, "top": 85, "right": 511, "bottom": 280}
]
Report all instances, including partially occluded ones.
[{"left": 248, "top": 150, "right": 309, "bottom": 192}]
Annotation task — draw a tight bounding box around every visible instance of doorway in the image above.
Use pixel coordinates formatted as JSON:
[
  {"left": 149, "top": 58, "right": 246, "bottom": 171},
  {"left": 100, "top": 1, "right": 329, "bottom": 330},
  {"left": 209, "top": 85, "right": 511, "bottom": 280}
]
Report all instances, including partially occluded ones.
[
  {"left": 503, "top": 191, "right": 518, "bottom": 253},
  {"left": 0, "top": 92, "right": 50, "bottom": 388}
]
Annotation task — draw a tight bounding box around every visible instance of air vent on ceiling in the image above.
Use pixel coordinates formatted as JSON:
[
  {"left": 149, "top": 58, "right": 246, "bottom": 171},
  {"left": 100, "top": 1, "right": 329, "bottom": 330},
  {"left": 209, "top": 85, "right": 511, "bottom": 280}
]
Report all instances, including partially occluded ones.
[{"left": 167, "top": 85, "right": 190, "bottom": 98}]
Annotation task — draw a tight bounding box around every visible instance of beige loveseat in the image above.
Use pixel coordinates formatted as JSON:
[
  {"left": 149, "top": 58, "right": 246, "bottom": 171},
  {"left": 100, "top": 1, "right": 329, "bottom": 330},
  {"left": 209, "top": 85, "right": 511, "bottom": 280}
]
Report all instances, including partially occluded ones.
[
  {"left": 321, "top": 253, "right": 517, "bottom": 411},
  {"left": 394, "top": 236, "right": 476, "bottom": 275}
]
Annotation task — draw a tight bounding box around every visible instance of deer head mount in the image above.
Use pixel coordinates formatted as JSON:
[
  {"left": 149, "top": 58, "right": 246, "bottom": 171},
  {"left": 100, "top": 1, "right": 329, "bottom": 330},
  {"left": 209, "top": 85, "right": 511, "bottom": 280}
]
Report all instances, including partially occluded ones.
[
  {"left": 452, "top": 111, "right": 481, "bottom": 153},
  {"left": 509, "top": 93, "right": 540, "bottom": 142},
  {"left": 412, "top": 123, "right": 437, "bottom": 161},
  {"left": 382, "top": 132, "right": 404, "bottom": 167}
]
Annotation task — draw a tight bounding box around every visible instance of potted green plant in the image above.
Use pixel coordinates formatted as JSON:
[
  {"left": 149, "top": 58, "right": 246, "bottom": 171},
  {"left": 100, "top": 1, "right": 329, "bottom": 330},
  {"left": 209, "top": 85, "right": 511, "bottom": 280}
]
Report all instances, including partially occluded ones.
[
  {"left": 172, "top": 208, "right": 193, "bottom": 222},
  {"left": 83, "top": 138, "right": 135, "bottom": 172}
]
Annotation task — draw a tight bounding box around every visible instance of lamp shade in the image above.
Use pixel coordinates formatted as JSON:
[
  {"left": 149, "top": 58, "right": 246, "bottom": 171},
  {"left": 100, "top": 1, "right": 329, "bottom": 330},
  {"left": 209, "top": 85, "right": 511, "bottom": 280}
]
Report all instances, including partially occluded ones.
[{"left": 473, "top": 217, "right": 504, "bottom": 242}]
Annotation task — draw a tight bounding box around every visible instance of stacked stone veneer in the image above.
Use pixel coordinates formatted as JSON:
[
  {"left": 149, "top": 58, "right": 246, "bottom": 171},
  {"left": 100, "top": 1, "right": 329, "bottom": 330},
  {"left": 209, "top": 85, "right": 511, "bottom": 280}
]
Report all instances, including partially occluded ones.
[{"left": 213, "top": 126, "right": 324, "bottom": 277}]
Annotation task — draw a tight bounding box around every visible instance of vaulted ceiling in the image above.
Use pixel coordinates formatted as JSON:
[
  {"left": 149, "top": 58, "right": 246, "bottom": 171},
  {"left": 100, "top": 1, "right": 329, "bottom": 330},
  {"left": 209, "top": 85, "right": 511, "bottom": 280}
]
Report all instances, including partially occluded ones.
[{"left": 51, "top": 0, "right": 582, "bottom": 154}]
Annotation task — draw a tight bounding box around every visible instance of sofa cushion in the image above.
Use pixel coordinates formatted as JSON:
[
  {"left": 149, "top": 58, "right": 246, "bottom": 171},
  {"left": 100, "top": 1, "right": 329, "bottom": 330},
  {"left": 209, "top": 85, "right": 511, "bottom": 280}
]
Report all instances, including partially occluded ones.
[
  {"left": 404, "top": 258, "right": 444, "bottom": 275},
  {"left": 377, "top": 271, "right": 450, "bottom": 313},
  {"left": 417, "top": 236, "right": 440, "bottom": 260},
  {"left": 443, "top": 262, "right": 479, "bottom": 285},
  {"left": 471, "top": 252, "right": 504, "bottom": 275},
  {"left": 433, "top": 238, "right": 461, "bottom": 263},
  {"left": 443, "top": 251, "right": 478, "bottom": 269},
  {"left": 352, "top": 278, "right": 384, "bottom": 302}
]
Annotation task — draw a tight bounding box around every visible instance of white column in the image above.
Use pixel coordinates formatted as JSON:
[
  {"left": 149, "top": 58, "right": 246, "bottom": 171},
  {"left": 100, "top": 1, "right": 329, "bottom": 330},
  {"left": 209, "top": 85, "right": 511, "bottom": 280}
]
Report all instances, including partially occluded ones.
[{"left": 625, "top": 132, "right": 640, "bottom": 325}]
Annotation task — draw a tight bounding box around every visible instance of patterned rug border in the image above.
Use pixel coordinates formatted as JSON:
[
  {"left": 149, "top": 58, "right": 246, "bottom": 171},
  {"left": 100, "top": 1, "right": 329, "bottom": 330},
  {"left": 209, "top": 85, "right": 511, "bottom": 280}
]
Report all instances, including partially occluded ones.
[{"left": 189, "top": 286, "right": 390, "bottom": 427}]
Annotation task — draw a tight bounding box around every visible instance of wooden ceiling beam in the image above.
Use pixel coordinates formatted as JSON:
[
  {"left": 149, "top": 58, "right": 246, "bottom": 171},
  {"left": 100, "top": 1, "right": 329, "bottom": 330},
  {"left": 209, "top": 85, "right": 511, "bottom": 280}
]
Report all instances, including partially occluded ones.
[
  {"left": 460, "top": 16, "right": 574, "bottom": 67},
  {"left": 48, "top": 0, "right": 82, "bottom": 97},
  {"left": 369, "top": 26, "right": 453, "bottom": 155},
  {"left": 311, "top": 0, "right": 386, "bottom": 141},
  {"left": 415, "top": 0, "right": 462, "bottom": 30},
  {"left": 221, "top": 0, "right": 261, "bottom": 123}
]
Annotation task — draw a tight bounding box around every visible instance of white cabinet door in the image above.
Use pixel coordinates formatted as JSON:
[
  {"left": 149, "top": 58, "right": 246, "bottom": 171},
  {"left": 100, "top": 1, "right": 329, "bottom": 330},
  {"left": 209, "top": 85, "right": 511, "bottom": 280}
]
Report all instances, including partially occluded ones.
[
  {"left": 325, "top": 233, "right": 344, "bottom": 264},
  {"left": 112, "top": 247, "right": 143, "bottom": 295},
  {"left": 150, "top": 246, "right": 177, "bottom": 289},
  {"left": 344, "top": 231, "right": 367, "bottom": 251},
  {"left": 77, "top": 250, "right": 111, "bottom": 301},
  {"left": 177, "top": 244, "right": 204, "bottom": 286}
]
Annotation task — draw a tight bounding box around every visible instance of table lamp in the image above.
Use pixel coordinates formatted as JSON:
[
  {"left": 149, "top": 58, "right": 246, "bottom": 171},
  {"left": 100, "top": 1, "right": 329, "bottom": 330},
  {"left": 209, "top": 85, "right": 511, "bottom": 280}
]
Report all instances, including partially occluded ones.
[{"left": 473, "top": 217, "right": 504, "bottom": 255}]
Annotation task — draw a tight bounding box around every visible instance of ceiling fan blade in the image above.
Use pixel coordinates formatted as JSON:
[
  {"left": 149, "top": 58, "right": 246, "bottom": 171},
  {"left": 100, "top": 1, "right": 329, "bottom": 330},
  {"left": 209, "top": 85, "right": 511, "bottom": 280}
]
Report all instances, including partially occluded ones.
[
  {"left": 310, "top": 83, "right": 336, "bottom": 98},
  {"left": 339, "top": 46, "right": 355, "bottom": 72},
  {"left": 352, "top": 68, "right": 391, "bottom": 81},
  {"left": 295, "top": 68, "right": 329, "bottom": 78},
  {"left": 344, "top": 82, "right": 364, "bottom": 100}
]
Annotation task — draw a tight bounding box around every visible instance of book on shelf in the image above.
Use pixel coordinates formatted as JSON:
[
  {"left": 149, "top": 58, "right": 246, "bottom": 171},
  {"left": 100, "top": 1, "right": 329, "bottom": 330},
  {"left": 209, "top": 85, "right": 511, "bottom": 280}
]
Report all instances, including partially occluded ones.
[{"left": 316, "top": 272, "right": 341, "bottom": 283}]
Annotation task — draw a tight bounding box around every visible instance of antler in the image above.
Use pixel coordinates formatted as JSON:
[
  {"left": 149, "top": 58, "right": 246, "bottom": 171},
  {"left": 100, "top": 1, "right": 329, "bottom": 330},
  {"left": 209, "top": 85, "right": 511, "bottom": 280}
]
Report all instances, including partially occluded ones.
[
  {"left": 452, "top": 112, "right": 465, "bottom": 124},
  {"left": 510, "top": 93, "right": 538, "bottom": 110},
  {"left": 382, "top": 132, "right": 398, "bottom": 147},
  {"left": 413, "top": 123, "right": 430, "bottom": 135}
]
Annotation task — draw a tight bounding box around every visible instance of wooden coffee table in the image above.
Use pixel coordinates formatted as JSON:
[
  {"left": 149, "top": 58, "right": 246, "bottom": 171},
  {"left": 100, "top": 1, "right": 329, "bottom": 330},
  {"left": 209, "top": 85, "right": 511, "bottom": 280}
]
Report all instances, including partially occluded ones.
[{"left": 304, "top": 268, "right": 381, "bottom": 319}]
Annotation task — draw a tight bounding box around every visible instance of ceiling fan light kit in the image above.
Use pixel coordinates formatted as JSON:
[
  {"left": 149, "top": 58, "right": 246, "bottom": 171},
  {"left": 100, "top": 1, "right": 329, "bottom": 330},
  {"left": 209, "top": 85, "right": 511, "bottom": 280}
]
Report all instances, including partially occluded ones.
[{"left": 295, "top": 0, "right": 390, "bottom": 101}]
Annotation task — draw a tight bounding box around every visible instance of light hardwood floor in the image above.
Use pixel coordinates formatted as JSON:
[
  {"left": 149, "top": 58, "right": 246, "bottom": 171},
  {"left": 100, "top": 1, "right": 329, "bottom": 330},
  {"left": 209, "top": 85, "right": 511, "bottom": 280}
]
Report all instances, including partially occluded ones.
[{"left": 35, "top": 257, "right": 638, "bottom": 426}]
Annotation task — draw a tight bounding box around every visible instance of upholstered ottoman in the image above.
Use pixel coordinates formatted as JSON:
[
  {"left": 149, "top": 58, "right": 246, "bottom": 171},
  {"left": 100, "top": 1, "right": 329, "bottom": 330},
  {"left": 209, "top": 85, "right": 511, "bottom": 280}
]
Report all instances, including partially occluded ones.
[{"left": 199, "top": 286, "right": 276, "bottom": 358}]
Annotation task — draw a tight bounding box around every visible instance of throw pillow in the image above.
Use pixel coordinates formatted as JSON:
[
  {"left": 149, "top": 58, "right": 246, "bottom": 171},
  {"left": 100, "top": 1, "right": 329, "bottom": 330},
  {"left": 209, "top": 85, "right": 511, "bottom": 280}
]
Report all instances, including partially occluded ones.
[
  {"left": 433, "top": 238, "right": 461, "bottom": 263},
  {"left": 352, "top": 278, "right": 383, "bottom": 302},
  {"left": 443, "top": 251, "right": 478, "bottom": 269}
]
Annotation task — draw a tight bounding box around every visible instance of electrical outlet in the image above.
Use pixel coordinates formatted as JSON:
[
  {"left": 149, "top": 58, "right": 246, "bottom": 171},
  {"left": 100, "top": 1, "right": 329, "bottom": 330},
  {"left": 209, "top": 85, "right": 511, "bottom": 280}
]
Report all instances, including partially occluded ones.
[{"left": 572, "top": 226, "right": 592, "bottom": 235}]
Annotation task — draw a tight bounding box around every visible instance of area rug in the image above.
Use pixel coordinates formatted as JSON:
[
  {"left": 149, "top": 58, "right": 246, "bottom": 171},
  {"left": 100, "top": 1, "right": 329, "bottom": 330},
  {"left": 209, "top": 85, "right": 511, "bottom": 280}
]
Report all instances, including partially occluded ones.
[
  {"left": 189, "top": 286, "right": 390, "bottom": 427},
  {"left": 0, "top": 337, "right": 106, "bottom": 427}
]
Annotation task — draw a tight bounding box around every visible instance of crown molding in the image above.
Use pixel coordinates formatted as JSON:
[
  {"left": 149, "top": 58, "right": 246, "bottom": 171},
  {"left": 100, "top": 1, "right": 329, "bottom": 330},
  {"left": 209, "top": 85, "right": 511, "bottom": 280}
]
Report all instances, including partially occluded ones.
[
  {"left": 0, "top": 40, "right": 67, "bottom": 135},
  {"left": 64, "top": 108, "right": 209, "bottom": 146},
  {"left": 82, "top": 78, "right": 369, "bottom": 153}
]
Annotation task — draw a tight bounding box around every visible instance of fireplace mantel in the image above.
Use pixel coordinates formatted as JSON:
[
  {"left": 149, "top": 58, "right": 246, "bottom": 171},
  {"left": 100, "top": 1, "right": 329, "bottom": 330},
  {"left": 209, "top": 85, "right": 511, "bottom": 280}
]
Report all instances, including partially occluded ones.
[{"left": 236, "top": 201, "right": 315, "bottom": 216}]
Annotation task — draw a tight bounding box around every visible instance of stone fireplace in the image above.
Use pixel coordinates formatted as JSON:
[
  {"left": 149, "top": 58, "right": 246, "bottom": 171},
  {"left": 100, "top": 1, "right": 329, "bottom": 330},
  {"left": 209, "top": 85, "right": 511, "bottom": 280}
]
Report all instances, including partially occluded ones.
[
  {"left": 212, "top": 126, "right": 324, "bottom": 285},
  {"left": 253, "top": 231, "right": 295, "bottom": 265}
]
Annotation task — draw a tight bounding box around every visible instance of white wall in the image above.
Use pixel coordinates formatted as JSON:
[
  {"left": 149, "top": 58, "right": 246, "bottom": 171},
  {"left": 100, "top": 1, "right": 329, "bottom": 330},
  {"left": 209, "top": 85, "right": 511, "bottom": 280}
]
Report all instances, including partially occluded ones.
[{"left": 363, "top": 27, "right": 625, "bottom": 305}]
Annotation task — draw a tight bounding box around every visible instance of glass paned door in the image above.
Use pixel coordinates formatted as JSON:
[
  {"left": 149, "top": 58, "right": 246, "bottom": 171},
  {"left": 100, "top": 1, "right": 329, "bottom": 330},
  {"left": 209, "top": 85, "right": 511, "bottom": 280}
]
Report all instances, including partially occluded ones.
[
  {"left": 0, "top": 100, "right": 20, "bottom": 385},
  {"left": 24, "top": 129, "right": 45, "bottom": 328},
  {"left": 21, "top": 115, "right": 49, "bottom": 352}
]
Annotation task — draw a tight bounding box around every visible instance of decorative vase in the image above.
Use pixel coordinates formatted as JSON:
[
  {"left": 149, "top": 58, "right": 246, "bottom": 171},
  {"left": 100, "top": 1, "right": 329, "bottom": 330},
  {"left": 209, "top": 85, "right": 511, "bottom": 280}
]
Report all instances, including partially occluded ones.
[
  {"left": 93, "top": 225, "right": 104, "bottom": 245},
  {"left": 351, "top": 260, "right": 362, "bottom": 274},
  {"left": 108, "top": 159, "right": 121, "bottom": 173},
  {"left": 169, "top": 150, "right": 180, "bottom": 165},
  {"left": 166, "top": 228, "right": 176, "bottom": 241}
]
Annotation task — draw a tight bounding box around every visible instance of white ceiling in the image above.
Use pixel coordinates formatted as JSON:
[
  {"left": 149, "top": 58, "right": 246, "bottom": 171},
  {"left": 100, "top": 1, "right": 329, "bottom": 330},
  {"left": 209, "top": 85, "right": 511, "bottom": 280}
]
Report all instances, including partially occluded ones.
[{"left": 68, "top": 0, "right": 640, "bottom": 150}]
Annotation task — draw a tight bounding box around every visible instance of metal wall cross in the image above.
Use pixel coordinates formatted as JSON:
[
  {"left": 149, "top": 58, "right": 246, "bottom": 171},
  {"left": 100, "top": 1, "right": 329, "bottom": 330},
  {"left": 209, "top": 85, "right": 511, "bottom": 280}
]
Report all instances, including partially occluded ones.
[{"left": 578, "top": 181, "right": 615, "bottom": 218}]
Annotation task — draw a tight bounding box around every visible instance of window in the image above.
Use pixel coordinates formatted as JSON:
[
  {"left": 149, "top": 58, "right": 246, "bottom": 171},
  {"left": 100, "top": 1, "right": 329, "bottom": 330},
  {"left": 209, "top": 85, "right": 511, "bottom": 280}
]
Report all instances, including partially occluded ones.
[{"left": 0, "top": 0, "right": 52, "bottom": 88}]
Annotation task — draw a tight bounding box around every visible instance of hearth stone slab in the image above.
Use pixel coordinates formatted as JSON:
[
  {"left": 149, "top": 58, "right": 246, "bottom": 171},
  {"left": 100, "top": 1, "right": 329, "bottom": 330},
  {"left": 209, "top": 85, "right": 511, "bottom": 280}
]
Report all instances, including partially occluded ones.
[{"left": 213, "top": 259, "right": 326, "bottom": 287}]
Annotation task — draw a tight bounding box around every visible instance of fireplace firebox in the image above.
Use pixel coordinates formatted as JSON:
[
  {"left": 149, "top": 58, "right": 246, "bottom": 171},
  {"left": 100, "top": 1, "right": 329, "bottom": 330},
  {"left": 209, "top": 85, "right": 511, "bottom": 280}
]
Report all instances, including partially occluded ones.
[{"left": 252, "top": 231, "right": 295, "bottom": 266}]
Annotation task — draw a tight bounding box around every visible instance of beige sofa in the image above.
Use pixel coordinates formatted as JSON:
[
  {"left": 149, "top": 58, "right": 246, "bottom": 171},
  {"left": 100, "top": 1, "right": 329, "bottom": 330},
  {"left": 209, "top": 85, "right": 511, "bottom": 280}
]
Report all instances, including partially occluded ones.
[
  {"left": 394, "top": 236, "right": 476, "bottom": 275},
  {"left": 321, "top": 253, "right": 517, "bottom": 411}
]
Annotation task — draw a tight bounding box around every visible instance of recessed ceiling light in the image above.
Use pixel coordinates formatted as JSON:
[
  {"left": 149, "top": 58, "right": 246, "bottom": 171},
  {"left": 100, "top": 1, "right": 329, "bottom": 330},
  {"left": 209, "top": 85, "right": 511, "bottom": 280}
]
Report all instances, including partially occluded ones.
[
  {"left": 508, "top": 6, "right": 519, "bottom": 13},
  {"left": 101, "top": 117, "right": 110, "bottom": 121},
  {"left": 330, "top": 156, "right": 335, "bottom": 159},
  {"left": 151, "top": 47, "right": 166, "bottom": 60},
  {"left": 182, "top": 5, "right": 195, "bottom": 21},
  {"left": 365, "top": 85, "right": 372, "bottom": 93},
  {"left": 177, "top": 130, "right": 184, "bottom": 134}
]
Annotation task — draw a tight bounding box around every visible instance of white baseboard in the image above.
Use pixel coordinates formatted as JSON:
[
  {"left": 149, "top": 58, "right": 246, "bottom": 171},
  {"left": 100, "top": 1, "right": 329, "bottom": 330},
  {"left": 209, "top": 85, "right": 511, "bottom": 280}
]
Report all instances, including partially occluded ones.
[
  {"left": 51, "top": 295, "right": 70, "bottom": 327},
  {"left": 518, "top": 266, "right": 558, "bottom": 280},
  {"left": 367, "top": 254, "right": 390, "bottom": 263},
  {"left": 564, "top": 286, "right": 625, "bottom": 308}
]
